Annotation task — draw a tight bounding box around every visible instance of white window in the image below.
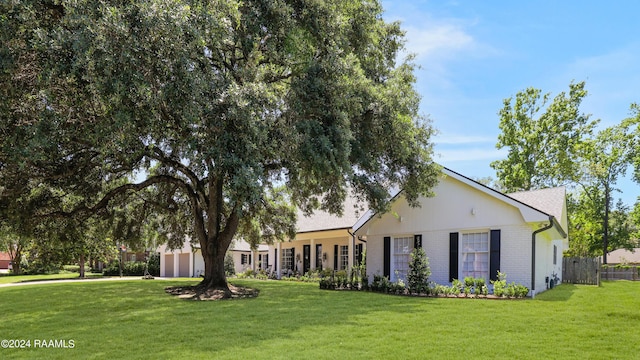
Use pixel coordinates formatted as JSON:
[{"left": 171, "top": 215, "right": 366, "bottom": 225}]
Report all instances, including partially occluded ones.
[
  {"left": 282, "top": 248, "right": 293, "bottom": 271},
  {"left": 394, "top": 236, "right": 413, "bottom": 281},
  {"left": 461, "top": 232, "right": 489, "bottom": 281},
  {"left": 340, "top": 245, "right": 349, "bottom": 270}
]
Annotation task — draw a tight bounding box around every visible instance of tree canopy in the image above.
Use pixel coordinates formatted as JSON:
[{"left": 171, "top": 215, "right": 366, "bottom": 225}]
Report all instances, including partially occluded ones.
[
  {"left": 1, "top": 0, "right": 439, "bottom": 294},
  {"left": 492, "top": 81, "right": 640, "bottom": 259},
  {"left": 491, "top": 81, "right": 598, "bottom": 192}
]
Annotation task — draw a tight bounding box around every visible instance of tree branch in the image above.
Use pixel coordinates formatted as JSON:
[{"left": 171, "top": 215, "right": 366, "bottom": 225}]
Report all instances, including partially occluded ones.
[{"left": 45, "top": 174, "right": 197, "bottom": 219}]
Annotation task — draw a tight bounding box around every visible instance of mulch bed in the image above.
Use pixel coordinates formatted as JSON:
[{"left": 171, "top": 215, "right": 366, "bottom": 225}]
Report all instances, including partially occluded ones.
[{"left": 165, "top": 284, "right": 259, "bottom": 301}]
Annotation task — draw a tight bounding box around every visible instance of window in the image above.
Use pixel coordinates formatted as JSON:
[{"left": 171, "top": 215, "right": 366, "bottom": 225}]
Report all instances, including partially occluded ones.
[
  {"left": 282, "top": 248, "right": 293, "bottom": 271},
  {"left": 241, "top": 253, "right": 251, "bottom": 265},
  {"left": 262, "top": 254, "right": 269, "bottom": 270},
  {"left": 553, "top": 245, "right": 557, "bottom": 265},
  {"left": 340, "top": 245, "right": 349, "bottom": 270},
  {"left": 461, "top": 232, "right": 489, "bottom": 281},
  {"left": 394, "top": 237, "right": 413, "bottom": 281}
]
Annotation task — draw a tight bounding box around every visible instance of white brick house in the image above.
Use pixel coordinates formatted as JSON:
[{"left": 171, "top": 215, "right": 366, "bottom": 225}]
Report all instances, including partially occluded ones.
[{"left": 354, "top": 168, "right": 568, "bottom": 296}]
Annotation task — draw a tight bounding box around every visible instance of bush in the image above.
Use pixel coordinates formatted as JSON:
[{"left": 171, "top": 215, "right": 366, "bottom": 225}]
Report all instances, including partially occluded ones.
[
  {"left": 103, "top": 260, "right": 148, "bottom": 276},
  {"left": 224, "top": 252, "right": 235, "bottom": 276},
  {"left": 370, "top": 274, "right": 392, "bottom": 293},
  {"left": 147, "top": 253, "right": 160, "bottom": 276},
  {"left": 491, "top": 271, "right": 529, "bottom": 298},
  {"left": 407, "top": 247, "right": 431, "bottom": 295}
]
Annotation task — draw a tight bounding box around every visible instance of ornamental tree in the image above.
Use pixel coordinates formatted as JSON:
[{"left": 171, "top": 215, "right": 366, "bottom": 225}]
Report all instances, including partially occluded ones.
[{"left": 1, "top": 0, "right": 439, "bottom": 296}]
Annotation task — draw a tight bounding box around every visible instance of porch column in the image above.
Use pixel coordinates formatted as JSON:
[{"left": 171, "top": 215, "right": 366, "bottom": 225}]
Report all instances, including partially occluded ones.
[
  {"left": 159, "top": 247, "right": 166, "bottom": 277},
  {"left": 276, "top": 242, "right": 282, "bottom": 279},
  {"left": 190, "top": 250, "right": 194, "bottom": 278},
  {"left": 310, "top": 239, "right": 316, "bottom": 271}
]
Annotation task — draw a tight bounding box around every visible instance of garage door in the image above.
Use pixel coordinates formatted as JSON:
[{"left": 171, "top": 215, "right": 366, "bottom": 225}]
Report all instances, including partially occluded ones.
[
  {"left": 179, "top": 253, "right": 190, "bottom": 277},
  {"left": 165, "top": 254, "right": 174, "bottom": 277}
]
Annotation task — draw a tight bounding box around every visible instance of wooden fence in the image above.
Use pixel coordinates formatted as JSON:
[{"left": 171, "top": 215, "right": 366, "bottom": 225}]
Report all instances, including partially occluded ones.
[
  {"left": 562, "top": 257, "right": 600, "bottom": 285},
  {"left": 601, "top": 266, "right": 640, "bottom": 281}
]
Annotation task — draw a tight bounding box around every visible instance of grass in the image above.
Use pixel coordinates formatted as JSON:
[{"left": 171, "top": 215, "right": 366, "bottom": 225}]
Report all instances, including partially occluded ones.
[
  {"left": 0, "top": 272, "right": 104, "bottom": 285},
  {"left": 0, "top": 279, "right": 639, "bottom": 359}
]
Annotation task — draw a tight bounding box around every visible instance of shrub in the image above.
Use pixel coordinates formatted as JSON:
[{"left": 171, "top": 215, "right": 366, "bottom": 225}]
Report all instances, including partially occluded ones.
[
  {"left": 147, "top": 253, "right": 160, "bottom": 276},
  {"left": 491, "top": 271, "right": 529, "bottom": 298},
  {"left": 407, "top": 247, "right": 431, "bottom": 295},
  {"left": 103, "top": 260, "right": 148, "bottom": 276},
  {"left": 451, "top": 279, "right": 463, "bottom": 296},
  {"left": 224, "top": 252, "right": 236, "bottom": 276},
  {"left": 491, "top": 271, "right": 507, "bottom": 297},
  {"left": 370, "top": 274, "right": 392, "bottom": 293}
]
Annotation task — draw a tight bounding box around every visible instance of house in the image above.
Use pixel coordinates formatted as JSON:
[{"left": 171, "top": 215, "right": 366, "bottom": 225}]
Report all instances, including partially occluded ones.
[
  {"left": 229, "top": 240, "right": 270, "bottom": 274},
  {"left": 605, "top": 248, "right": 640, "bottom": 264},
  {"left": 354, "top": 168, "right": 568, "bottom": 296},
  {"left": 158, "top": 239, "right": 268, "bottom": 278},
  {"left": 0, "top": 252, "right": 11, "bottom": 270},
  {"left": 266, "top": 194, "right": 367, "bottom": 278}
]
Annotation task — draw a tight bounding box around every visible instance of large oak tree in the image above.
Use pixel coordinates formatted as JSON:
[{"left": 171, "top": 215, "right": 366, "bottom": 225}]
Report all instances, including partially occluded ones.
[{"left": 1, "top": 0, "right": 439, "bottom": 295}]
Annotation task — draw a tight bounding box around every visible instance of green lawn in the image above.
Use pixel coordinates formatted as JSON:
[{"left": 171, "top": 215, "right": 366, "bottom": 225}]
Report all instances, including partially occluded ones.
[
  {"left": 0, "top": 272, "right": 104, "bottom": 285},
  {"left": 0, "top": 279, "right": 638, "bottom": 359}
]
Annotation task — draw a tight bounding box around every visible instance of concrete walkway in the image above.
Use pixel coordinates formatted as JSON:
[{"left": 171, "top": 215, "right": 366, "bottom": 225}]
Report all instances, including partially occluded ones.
[{"left": 0, "top": 276, "right": 174, "bottom": 288}]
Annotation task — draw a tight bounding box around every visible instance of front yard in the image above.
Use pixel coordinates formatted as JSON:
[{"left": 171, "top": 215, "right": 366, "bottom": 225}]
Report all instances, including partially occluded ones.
[{"left": 0, "top": 279, "right": 638, "bottom": 359}]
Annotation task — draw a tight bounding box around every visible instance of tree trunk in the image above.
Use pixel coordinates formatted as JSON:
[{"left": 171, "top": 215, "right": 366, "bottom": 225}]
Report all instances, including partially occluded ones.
[
  {"left": 8, "top": 243, "right": 22, "bottom": 275},
  {"left": 200, "top": 241, "right": 228, "bottom": 289},
  {"left": 10, "top": 255, "right": 22, "bottom": 275},
  {"left": 79, "top": 253, "right": 86, "bottom": 278}
]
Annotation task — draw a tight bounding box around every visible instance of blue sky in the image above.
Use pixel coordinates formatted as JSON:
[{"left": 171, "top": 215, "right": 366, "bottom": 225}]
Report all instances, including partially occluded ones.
[{"left": 381, "top": 0, "right": 640, "bottom": 206}]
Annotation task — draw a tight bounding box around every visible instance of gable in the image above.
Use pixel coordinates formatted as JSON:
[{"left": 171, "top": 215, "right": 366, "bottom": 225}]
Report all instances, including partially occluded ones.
[
  {"left": 356, "top": 174, "right": 535, "bottom": 236},
  {"left": 295, "top": 191, "right": 367, "bottom": 233}
]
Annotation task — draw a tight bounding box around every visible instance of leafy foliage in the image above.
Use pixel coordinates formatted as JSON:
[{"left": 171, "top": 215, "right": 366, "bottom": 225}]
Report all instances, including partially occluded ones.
[
  {"left": 491, "top": 81, "right": 598, "bottom": 192},
  {"left": 1, "top": 0, "right": 439, "bottom": 291}
]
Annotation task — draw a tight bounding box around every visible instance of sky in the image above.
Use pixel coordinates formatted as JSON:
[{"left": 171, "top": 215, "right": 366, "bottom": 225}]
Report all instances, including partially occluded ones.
[{"left": 381, "top": 0, "right": 640, "bottom": 206}]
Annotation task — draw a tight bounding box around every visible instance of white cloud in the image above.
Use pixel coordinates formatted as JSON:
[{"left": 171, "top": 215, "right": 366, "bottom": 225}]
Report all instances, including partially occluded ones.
[
  {"left": 436, "top": 147, "right": 507, "bottom": 163},
  {"left": 403, "top": 24, "right": 474, "bottom": 61}
]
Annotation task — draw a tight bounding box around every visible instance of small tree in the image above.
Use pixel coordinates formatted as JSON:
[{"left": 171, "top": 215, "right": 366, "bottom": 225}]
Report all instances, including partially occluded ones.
[
  {"left": 407, "top": 247, "right": 431, "bottom": 295},
  {"left": 224, "top": 252, "right": 235, "bottom": 277}
]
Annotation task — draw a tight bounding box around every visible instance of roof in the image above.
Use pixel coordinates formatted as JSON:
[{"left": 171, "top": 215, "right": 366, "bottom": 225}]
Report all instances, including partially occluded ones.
[
  {"left": 354, "top": 167, "right": 567, "bottom": 238},
  {"left": 295, "top": 192, "right": 367, "bottom": 233},
  {"left": 508, "top": 187, "right": 566, "bottom": 221},
  {"left": 605, "top": 248, "right": 640, "bottom": 264},
  {"left": 0, "top": 252, "right": 10, "bottom": 261},
  {"left": 229, "top": 239, "right": 268, "bottom": 252}
]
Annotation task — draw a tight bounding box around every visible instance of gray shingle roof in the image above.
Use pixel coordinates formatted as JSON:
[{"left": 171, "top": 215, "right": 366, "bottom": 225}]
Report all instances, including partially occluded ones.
[
  {"left": 508, "top": 187, "right": 566, "bottom": 220},
  {"left": 295, "top": 193, "right": 367, "bottom": 233}
]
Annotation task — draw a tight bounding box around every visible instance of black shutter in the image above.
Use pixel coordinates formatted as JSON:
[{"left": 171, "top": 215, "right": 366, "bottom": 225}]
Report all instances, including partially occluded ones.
[
  {"left": 490, "top": 230, "right": 501, "bottom": 281},
  {"left": 334, "top": 245, "right": 338, "bottom": 271},
  {"left": 449, "top": 232, "right": 459, "bottom": 282},
  {"left": 383, "top": 236, "right": 391, "bottom": 278},
  {"left": 357, "top": 244, "right": 364, "bottom": 264},
  {"left": 291, "top": 248, "right": 295, "bottom": 271},
  {"left": 274, "top": 249, "right": 277, "bottom": 271},
  {"left": 414, "top": 234, "right": 423, "bottom": 249}
]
